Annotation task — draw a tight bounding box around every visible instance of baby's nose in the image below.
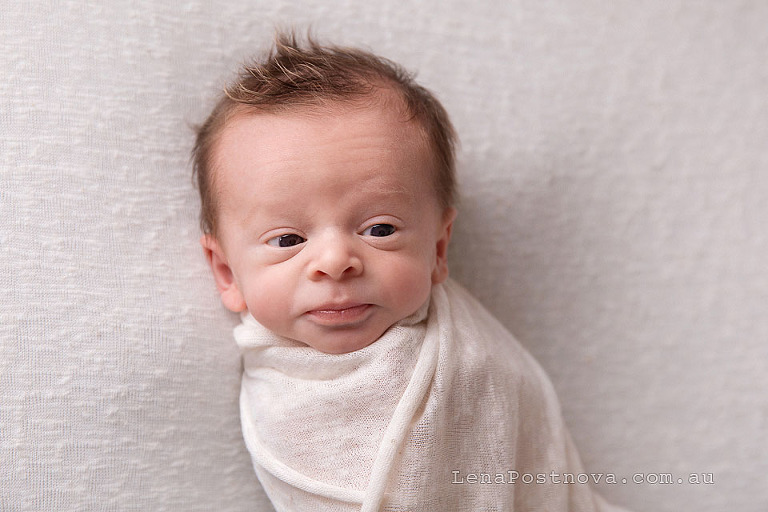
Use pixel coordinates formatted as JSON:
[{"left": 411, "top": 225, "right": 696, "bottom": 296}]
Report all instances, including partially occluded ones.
[{"left": 306, "top": 234, "right": 363, "bottom": 281}]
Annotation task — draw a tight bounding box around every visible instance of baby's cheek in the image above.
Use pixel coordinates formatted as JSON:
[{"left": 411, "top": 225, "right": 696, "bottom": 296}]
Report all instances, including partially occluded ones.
[
  {"left": 243, "top": 273, "right": 290, "bottom": 330},
  {"left": 387, "top": 257, "right": 434, "bottom": 309}
]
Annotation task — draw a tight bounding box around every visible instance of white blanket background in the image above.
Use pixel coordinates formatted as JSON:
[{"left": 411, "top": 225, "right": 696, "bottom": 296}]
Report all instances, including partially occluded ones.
[{"left": 2, "top": 1, "right": 767, "bottom": 511}]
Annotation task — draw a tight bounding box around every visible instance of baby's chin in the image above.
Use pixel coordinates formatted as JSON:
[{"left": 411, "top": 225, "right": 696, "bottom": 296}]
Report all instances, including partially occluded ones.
[{"left": 296, "top": 325, "right": 390, "bottom": 355}]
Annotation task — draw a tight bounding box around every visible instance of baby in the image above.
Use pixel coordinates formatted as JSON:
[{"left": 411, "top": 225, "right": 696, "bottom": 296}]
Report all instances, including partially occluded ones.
[{"left": 194, "top": 33, "right": 628, "bottom": 512}]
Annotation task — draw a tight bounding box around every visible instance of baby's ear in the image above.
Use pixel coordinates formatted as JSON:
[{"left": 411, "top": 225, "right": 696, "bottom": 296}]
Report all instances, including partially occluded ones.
[
  {"left": 432, "top": 207, "right": 457, "bottom": 284},
  {"left": 200, "top": 234, "right": 247, "bottom": 313}
]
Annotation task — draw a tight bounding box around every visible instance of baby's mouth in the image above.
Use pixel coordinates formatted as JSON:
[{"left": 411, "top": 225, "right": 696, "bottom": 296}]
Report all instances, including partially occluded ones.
[{"left": 306, "top": 303, "right": 372, "bottom": 326}]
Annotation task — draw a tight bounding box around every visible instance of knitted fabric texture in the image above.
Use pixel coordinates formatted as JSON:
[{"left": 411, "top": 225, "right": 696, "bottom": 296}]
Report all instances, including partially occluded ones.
[{"left": 234, "top": 279, "right": 626, "bottom": 511}]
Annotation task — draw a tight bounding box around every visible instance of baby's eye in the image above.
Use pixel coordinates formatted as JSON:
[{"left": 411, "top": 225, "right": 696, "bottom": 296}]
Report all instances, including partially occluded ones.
[
  {"left": 363, "top": 224, "right": 396, "bottom": 237},
  {"left": 267, "top": 233, "right": 306, "bottom": 248}
]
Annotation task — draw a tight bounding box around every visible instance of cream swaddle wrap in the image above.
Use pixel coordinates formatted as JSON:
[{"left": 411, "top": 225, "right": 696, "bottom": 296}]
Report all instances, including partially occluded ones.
[{"left": 234, "top": 279, "right": 625, "bottom": 511}]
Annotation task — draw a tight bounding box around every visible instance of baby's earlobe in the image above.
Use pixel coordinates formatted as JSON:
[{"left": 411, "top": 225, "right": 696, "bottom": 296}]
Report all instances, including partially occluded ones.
[
  {"left": 200, "top": 235, "right": 247, "bottom": 312},
  {"left": 432, "top": 210, "right": 456, "bottom": 284}
]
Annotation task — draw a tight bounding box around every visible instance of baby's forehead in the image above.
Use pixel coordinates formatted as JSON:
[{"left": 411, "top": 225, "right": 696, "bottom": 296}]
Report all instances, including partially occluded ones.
[
  {"left": 213, "top": 101, "right": 439, "bottom": 217},
  {"left": 216, "top": 96, "right": 435, "bottom": 173}
]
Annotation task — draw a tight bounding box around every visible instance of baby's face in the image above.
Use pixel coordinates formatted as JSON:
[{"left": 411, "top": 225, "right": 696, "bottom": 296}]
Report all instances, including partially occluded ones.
[{"left": 202, "top": 100, "right": 455, "bottom": 354}]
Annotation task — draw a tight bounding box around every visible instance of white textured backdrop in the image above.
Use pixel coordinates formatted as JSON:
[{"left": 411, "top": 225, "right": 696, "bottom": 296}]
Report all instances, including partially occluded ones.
[{"left": 2, "top": 1, "right": 766, "bottom": 511}]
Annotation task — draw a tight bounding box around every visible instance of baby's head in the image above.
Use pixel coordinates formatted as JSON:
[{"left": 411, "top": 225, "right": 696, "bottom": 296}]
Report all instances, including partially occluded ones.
[{"left": 193, "top": 32, "right": 458, "bottom": 354}]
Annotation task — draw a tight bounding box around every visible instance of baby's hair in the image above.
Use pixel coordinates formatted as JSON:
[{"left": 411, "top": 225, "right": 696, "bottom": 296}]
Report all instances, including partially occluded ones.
[{"left": 192, "top": 30, "right": 457, "bottom": 236}]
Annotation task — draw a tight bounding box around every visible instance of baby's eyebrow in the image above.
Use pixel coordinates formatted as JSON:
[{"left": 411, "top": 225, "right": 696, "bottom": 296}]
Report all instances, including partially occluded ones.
[
  {"left": 361, "top": 182, "right": 414, "bottom": 200},
  {"left": 232, "top": 169, "right": 422, "bottom": 223}
]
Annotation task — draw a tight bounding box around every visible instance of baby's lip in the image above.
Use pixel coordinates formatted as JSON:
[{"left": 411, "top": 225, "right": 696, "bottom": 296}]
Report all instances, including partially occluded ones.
[
  {"left": 310, "top": 301, "right": 366, "bottom": 312},
  {"left": 306, "top": 303, "right": 372, "bottom": 325}
]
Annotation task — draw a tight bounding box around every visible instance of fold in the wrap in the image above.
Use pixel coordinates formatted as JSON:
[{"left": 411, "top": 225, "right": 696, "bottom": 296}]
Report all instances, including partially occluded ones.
[{"left": 234, "top": 279, "right": 627, "bottom": 511}]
